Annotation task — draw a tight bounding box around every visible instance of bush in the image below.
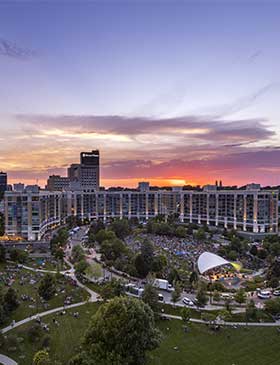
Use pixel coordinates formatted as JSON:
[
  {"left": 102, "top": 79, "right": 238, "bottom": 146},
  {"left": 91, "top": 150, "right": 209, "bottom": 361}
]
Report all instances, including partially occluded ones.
[
  {"left": 27, "top": 324, "right": 44, "bottom": 342},
  {"left": 42, "top": 334, "right": 51, "bottom": 348},
  {"left": 265, "top": 298, "right": 280, "bottom": 315}
]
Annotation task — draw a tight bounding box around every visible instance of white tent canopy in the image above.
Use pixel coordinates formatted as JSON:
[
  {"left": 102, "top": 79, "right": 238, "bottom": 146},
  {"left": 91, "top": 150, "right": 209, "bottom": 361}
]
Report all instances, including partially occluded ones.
[{"left": 197, "top": 252, "right": 231, "bottom": 274}]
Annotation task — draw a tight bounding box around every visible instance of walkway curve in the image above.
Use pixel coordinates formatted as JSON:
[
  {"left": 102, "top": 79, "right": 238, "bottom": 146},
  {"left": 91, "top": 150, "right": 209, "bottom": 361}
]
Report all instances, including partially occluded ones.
[
  {"left": 22, "top": 264, "right": 67, "bottom": 275},
  {"left": 0, "top": 354, "right": 17, "bottom": 365},
  {"left": 1, "top": 301, "right": 88, "bottom": 334}
]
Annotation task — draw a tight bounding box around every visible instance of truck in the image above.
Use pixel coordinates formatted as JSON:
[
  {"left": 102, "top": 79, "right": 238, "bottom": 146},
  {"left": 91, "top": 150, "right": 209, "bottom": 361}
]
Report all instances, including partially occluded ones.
[{"left": 153, "top": 279, "right": 172, "bottom": 291}]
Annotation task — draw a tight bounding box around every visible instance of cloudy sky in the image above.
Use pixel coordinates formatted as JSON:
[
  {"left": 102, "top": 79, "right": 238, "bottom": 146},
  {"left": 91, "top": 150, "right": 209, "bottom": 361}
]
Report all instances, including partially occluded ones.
[{"left": 0, "top": 1, "right": 280, "bottom": 187}]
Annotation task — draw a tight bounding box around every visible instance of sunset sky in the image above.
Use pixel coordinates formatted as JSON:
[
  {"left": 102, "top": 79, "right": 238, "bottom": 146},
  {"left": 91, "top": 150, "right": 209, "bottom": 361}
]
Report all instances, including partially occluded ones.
[{"left": 0, "top": 1, "right": 280, "bottom": 188}]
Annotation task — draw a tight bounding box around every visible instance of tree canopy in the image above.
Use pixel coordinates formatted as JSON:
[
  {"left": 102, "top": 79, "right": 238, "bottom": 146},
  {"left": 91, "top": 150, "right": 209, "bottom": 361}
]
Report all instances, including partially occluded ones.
[{"left": 70, "top": 296, "right": 161, "bottom": 365}]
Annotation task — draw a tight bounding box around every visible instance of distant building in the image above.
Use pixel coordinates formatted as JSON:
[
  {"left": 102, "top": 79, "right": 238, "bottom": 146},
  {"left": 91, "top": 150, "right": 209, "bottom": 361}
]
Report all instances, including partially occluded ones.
[
  {"left": 246, "top": 183, "right": 261, "bottom": 190},
  {"left": 68, "top": 150, "right": 100, "bottom": 191},
  {"left": 138, "top": 182, "right": 150, "bottom": 192},
  {"left": 203, "top": 185, "right": 217, "bottom": 192},
  {"left": 0, "top": 172, "right": 7, "bottom": 193},
  {"left": 25, "top": 185, "right": 40, "bottom": 193},
  {"left": 13, "top": 183, "right": 25, "bottom": 192},
  {"left": 46, "top": 175, "right": 70, "bottom": 191}
]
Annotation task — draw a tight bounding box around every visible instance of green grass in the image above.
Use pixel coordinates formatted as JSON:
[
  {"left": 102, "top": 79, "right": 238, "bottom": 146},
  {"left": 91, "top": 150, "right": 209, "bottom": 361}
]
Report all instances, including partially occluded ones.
[
  {"left": 24, "top": 257, "right": 70, "bottom": 271},
  {"left": 1, "top": 302, "right": 100, "bottom": 365},
  {"left": 149, "top": 319, "right": 280, "bottom": 365},
  {"left": 3, "top": 304, "right": 280, "bottom": 365},
  {"left": 0, "top": 265, "right": 89, "bottom": 324}
]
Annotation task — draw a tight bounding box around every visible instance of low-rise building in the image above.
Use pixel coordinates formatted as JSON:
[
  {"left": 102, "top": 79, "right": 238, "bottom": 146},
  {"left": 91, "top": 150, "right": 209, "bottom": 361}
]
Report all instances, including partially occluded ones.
[{"left": 4, "top": 184, "right": 279, "bottom": 241}]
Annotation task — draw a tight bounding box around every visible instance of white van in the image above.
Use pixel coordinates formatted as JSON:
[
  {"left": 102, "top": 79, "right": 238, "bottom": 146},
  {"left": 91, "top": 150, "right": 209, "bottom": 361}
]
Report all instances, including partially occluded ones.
[{"left": 257, "top": 290, "right": 271, "bottom": 299}]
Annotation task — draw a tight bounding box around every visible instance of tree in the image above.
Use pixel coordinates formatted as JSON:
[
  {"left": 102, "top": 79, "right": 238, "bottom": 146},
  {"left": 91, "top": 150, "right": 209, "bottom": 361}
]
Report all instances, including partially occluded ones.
[
  {"left": 134, "top": 254, "right": 150, "bottom": 278},
  {"left": 181, "top": 307, "right": 191, "bottom": 323},
  {"left": 245, "top": 299, "right": 257, "bottom": 321},
  {"left": 195, "top": 228, "right": 206, "bottom": 242},
  {"left": 168, "top": 268, "right": 181, "bottom": 284},
  {"left": 151, "top": 255, "right": 167, "bottom": 274},
  {"left": 110, "top": 219, "right": 131, "bottom": 239},
  {"left": 234, "top": 288, "right": 246, "bottom": 304},
  {"left": 267, "top": 259, "right": 280, "bottom": 281},
  {"left": 213, "top": 290, "right": 221, "bottom": 303},
  {"left": 0, "top": 304, "right": 6, "bottom": 324},
  {"left": 100, "top": 238, "right": 128, "bottom": 263},
  {"left": 0, "top": 245, "right": 6, "bottom": 263},
  {"left": 73, "top": 296, "right": 161, "bottom": 365},
  {"left": 224, "top": 297, "right": 233, "bottom": 313},
  {"left": 268, "top": 276, "right": 279, "bottom": 288},
  {"left": 9, "top": 248, "right": 28, "bottom": 263},
  {"left": 0, "top": 213, "right": 4, "bottom": 236},
  {"left": 38, "top": 273, "right": 56, "bottom": 301},
  {"left": 135, "top": 239, "right": 154, "bottom": 278},
  {"left": 257, "top": 248, "right": 268, "bottom": 260},
  {"left": 171, "top": 283, "right": 181, "bottom": 305},
  {"left": 72, "top": 245, "right": 85, "bottom": 263},
  {"left": 142, "top": 284, "right": 159, "bottom": 313},
  {"left": 265, "top": 298, "right": 280, "bottom": 315},
  {"left": 33, "top": 350, "right": 51, "bottom": 365},
  {"left": 250, "top": 245, "right": 258, "bottom": 256},
  {"left": 90, "top": 220, "right": 105, "bottom": 235},
  {"left": 75, "top": 260, "right": 90, "bottom": 276},
  {"left": 53, "top": 247, "right": 64, "bottom": 261},
  {"left": 196, "top": 287, "right": 208, "bottom": 307},
  {"left": 4, "top": 287, "right": 18, "bottom": 313},
  {"left": 28, "top": 324, "right": 44, "bottom": 343},
  {"left": 175, "top": 226, "right": 187, "bottom": 238},
  {"left": 189, "top": 271, "right": 198, "bottom": 287},
  {"left": 56, "top": 228, "right": 69, "bottom": 245},
  {"left": 100, "top": 279, "right": 124, "bottom": 301},
  {"left": 95, "top": 230, "right": 116, "bottom": 245}
]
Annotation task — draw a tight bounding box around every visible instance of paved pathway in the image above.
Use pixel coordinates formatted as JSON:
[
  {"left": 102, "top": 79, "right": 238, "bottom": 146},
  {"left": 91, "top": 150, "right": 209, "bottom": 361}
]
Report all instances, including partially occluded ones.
[
  {"left": 0, "top": 354, "right": 17, "bottom": 365},
  {"left": 1, "top": 301, "right": 88, "bottom": 334},
  {"left": 162, "top": 313, "right": 280, "bottom": 327},
  {"left": 22, "top": 264, "right": 67, "bottom": 275}
]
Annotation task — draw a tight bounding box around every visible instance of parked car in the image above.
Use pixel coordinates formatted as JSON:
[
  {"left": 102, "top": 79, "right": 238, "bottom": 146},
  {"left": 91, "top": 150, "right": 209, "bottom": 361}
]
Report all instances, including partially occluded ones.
[
  {"left": 158, "top": 294, "right": 164, "bottom": 302},
  {"left": 183, "top": 297, "right": 194, "bottom": 306},
  {"left": 273, "top": 290, "right": 280, "bottom": 296}
]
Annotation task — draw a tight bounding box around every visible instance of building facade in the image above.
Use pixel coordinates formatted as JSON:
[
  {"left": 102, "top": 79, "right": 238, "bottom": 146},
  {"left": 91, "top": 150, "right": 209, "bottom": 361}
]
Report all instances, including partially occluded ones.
[
  {"left": 46, "top": 175, "right": 70, "bottom": 191},
  {"left": 4, "top": 185, "right": 278, "bottom": 241},
  {"left": 0, "top": 172, "right": 7, "bottom": 194},
  {"left": 69, "top": 187, "right": 278, "bottom": 234},
  {"left": 68, "top": 150, "right": 100, "bottom": 191},
  {"left": 4, "top": 190, "right": 62, "bottom": 240}
]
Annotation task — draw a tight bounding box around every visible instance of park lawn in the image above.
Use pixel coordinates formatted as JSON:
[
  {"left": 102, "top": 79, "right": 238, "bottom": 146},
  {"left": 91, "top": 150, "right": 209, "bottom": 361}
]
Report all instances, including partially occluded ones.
[
  {"left": 3, "top": 304, "right": 280, "bottom": 365},
  {"left": 149, "top": 319, "right": 280, "bottom": 365},
  {"left": 2, "top": 302, "right": 100, "bottom": 365},
  {"left": 85, "top": 261, "right": 103, "bottom": 280},
  {"left": 24, "top": 257, "right": 70, "bottom": 271},
  {"left": 1, "top": 268, "right": 89, "bottom": 323}
]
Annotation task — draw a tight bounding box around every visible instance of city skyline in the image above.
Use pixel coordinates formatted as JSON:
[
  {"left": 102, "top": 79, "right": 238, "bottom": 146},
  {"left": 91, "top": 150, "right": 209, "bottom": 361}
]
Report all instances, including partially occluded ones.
[{"left": 1, "top": 2, "right": 280, "bottom": 187}]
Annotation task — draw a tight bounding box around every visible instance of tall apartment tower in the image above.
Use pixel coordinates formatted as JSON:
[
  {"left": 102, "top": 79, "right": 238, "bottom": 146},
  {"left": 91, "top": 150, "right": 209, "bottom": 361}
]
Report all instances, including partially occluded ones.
[
  {"left": 68, "top": 150, "right": 100, "bottom": 191},
  {"left": 0, "top": 172, "right": 7, "bottom": 194}
]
